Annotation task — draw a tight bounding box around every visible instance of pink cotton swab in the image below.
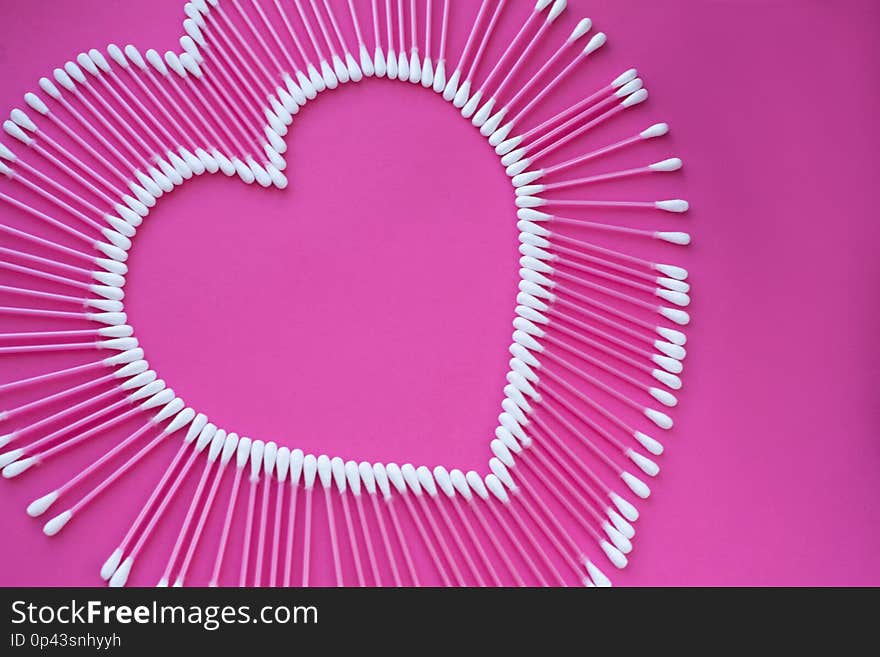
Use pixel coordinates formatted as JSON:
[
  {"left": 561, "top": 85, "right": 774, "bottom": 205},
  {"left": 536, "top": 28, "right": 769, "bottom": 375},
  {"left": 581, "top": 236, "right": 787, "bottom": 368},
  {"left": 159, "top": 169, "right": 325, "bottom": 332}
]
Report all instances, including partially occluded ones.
[
  {"left": 440, "top": 0, "right": 492, "bottom": 100},
  {"left": 238, "top": 439, "right": 264, "bottom": 586},
  {"left": 429, "top": 0, "right": 450, "bottom": 91},
  {"left": 449, "top": 468, "right": 526, "bottom": 586},
  {"left": 282, "top": 449, "right": 304, "bottom": 587},
  {"left": 252, "top": 441, "right": 279, "bottom": 587},
  {"left": 109, "top": 422, "right": 229, "bottom": 587},
  {"left": 402, "top": 464, "right": 469, "bottom": 586},
  {"left": 0, "top": 242, "right": 125, "bottom": 289},
  {"left": 207, "top": 436, "right": 252, "bottom": 587},
  {"left": 0, "top": 258, "right": 123, "bottom": 303},
  {"left": 0, "top": 347, "right": 139, "bottom": 396},
  {"left": 346, "top": 461, "right": 382, "bottom": 585},
  {"left": 159, "top": 429, "right": 235, "bottom": 587},
  {"left": 291, "top": 0, "right": 339, "bottom": 88},
  {"left": 450, "top": 0, "right": 508, "bottom": 109},
  {"left": 331, "top": 457, "right": 366, "bottom": 586},
  {"left": 433, "top": 467, "right": 502, "bottom": 586},
  {"left": 416, "top": 466, "right": 485, "bottom": 586},
  {"left": 267, "top": 446, "right": 290, "bottom": 587},
  {"left": 24, "top": 398, "right": 187, "bottom": 522},
  {"left": 462, "top": 0, "right": 565, "bottom": 121},
  {"left": 37, "top": 401, "right": 192, "bottom": 538},
  {"left": 300, "top": 453, "right": 318, "bottom": 586},
  {"left": 362, "top": 462, "right": 407, "bottom": 586},
  {"left": 470, "top": 0, "right": 567, "bottom": 127},
  {"left": 0, "top": 380, "right": 167, "bottom": 475},
  {"left": 465, "top": 470, "right": 548, "bottom": 586},
  {"left": 372, "top": 463, "right": 421, "bottom": 586},
  {"left": 317, "top": 454, "right": 345, "bottom": 586}
]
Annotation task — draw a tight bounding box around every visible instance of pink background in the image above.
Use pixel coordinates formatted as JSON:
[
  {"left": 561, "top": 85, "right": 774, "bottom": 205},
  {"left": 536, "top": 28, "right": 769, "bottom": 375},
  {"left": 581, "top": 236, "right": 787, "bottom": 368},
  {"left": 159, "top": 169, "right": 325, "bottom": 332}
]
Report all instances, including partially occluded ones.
[{"left": 1, "top": 0, "right": 879, "bottom": 586}]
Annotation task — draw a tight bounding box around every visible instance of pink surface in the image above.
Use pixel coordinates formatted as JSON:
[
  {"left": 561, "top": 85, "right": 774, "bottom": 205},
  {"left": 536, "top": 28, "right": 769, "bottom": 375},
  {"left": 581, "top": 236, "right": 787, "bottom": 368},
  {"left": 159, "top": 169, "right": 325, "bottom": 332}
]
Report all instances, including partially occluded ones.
[{"left": 0, "top": 0, "right": 879, "bottom": 586}]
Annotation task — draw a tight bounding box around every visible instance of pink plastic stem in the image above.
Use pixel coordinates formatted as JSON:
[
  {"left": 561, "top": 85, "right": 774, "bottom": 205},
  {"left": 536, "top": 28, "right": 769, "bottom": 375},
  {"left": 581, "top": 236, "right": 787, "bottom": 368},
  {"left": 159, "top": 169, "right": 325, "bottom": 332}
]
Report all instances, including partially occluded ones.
[
  {"left": 552, "top": 281, "right": 658, "bottom": 334},
  {"left": 545, "top": 333, "right": 652, "bottom": 391},
  {"left": 534, "top": 394, "right": 620, "bottom": 473},
  {"left": 78, "top": 79, "right": 154, "bottom": 156},
  {"left": 354, "top": 494, "right": 381, "bottom": 585},
  {"left": 44, "top": 110, "right": 131, "bottom": 184},
  {"left": 293, "top": 0, "right": 327, "bottom": 60},
  {"left": 273, "top": 0, "right": 312, "bottom": 65},
  {"left": 371, "top": 0, "right": 382, "bottom": 48},
  {"left": 449, "top": 496, "right": 500, "bottom": 586},
  {"left": 505, "top": 39, "right": 573, "bottom": 112},
  {"left": 0, "top": 221, "right": 94, "bottom": 265},
  {"left": 400, "top": 493, "right": 451, "bottom": 586},
  {"left": 479, "top": 7, "right": 537, "bottom": 92},
  {"left": 397, "top": 0, "right": 405, "bottom": 52},
  {"left": 483, "top": 497, "right": 547, "bottom": 585},
  {"left": 2, "top": 371, "right": 111, "bottom": 419},
  {"left": 550, "top": 239, "right": 657, "bottom": 283},
  {"left": 9, "top": 172, "right": 103, "bottom": 231},
  {"left": 0, "top": 245, "right": 90, "bottom": 278},
  {"left": 29, "top": 137, "right": 121, "bottom": 205},
  {"left": 347, "top": 0, "right": 366, "bottom": 46},
  {"left": 522, "top": 86, "right": 613, "bottom": 144},
  {"left": 506, "top": 499, "right": 567, "bottom": 586},
  {"left": 269, "top": 477, "right": 285, "bottom": 587},
  {"left": 339, "top": 492, "right": 365, "bottom": 586},
  {"left": 467, "top": 498, "right": 522, "bottom": 586},
  {"left": 542, "top": 365, "right": 640, "bottom": 435},
  {"left": 545, "top": 315, "right": 654, "bottom": 373},
  {"left": 531, "top": 413, "right": 613, "bottom": 496},
  {"left": 0, "top": 259, "right": 90, "bottom": 293},
  {"left": 383, "top": 497, "right": 419, "bottom": 586},
  {"left": 438, "top": 0, "right": 449, "bottom": 60},
  {"left": 249, "top": 0, "right": 299, "bottom": 73},
  {"left": 454, "top": 0, "right": 492, "bottom": 73},
  {"left": 0, "top": 358, "right": 101, "bottom": 394},
  {"left": 464, "top": 0, "right": 506, "bottom": 82},
  {"left": 94, "top": 71, "right": 167, "bottom": 151},
  {"left": 301, "top": 487, "right": 314, "bottom": 586},
  {"left": 53, "top": 93, "right": 142, "bottom": 171},
  {"left": 529, "top": 105, "right": 626, "bottom": 162},
  {"left": 0, "top": 193, "right": 94, "bottom": 245},
  {"left": 416, "top": 494, "right": 465, "bottom": 585},
  {"left": 238, "top": 477, "right": 259, "bottom": 586},
  {"left": 492, "top": 20, "right": 551, "bottom": 100},
  {"left": 322, "top": 0, "right": 352, "bottom": 53},
  {"left": 209, "top": 463, "right": 246, "bottom": 586},
  {"left": 253, "top": 472, "right": 272, "bottom": 586},
  {"left": 370, "top": 495, "right": 402, "bottom": 585},
  {"left": 12, "top": 388, "right": 127, "bottom": 446},
  {"left": 554, "top": 266, "right": 658, "bottom": 310},
  {"left": 424, "top": 0, "right": 432, "bottom": 55},
  {"left": 545, "top": 132, "right": 643, "bottom": 176},
  {"left": 283, "top": 482, "right": 299, "bottom": 587},
  {"left": 433, "top": 496, "right": 484, "bottom": 586},
  {"left": 177, "top": 458, "right": 230, "bottom": 585},
  {"left": 324, "top": 486, "right": 344, "bottom": 586},
  {"left": 510, "top": 50, "right": 586, "bottom": 126}
]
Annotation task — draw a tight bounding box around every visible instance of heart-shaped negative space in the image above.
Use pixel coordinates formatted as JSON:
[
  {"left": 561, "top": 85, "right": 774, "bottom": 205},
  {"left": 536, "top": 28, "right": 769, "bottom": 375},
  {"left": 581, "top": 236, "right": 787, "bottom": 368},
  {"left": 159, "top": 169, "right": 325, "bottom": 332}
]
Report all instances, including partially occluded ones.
[{"left": 125, "top": 80, "right": 517, "bottom": 467}]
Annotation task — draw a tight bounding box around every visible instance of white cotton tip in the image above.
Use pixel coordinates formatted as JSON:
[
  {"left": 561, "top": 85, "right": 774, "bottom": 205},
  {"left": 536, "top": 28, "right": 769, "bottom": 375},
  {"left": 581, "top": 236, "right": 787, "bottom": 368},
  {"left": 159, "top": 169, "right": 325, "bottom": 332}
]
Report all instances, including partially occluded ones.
[
  {"left": 0, "top": 448, "right": 23, "bottom": 468},
  {"left": 603, "top": 521, "right": 632, "bottom": 554},
  {"left": 461, "top": 89, "right": 483, "bottom": 119},
  {"left": 627, "top": 448, "right": 660, "bottom": 477},
  {"left": 148, "top": 166, "right": 174, "bottom": 193},
  {"left": 506, "top": 371, "right": 541, "bottom": 402},
  {"left": 652, "top": 369, "right": 681, "bottom": 391},
  {"left": 520, "top": 255, "right": 553, "bottom": 275},
  {"left": 95, "top": 259, "right": 128, "bottom": 276},
  {"left": 450, "top": 469, "right": 471, "bottom": 499},
  {"left": 453, "top": 80, "right": 471, "bottom": 108},
  {"left": 266, "top": 102, "right": 289, "bottom": 134},
  {"left": 401, "top": 463, "right": 422, "bottom": 495},
  {"left": 294, "top": 70, "right": 317, "bottom": 99},
  {"left": 640, "top": 123, "right": 669, "bottom": 139},
  {"left": 548, "top": 0, "right": 567, "bottom": 21},
  {"left": 248, "top": 158, "right": 272, "bottom": 188},
  {"left": 658, "top": 277, "right": 690, "bottom": 294},
  {"left": 433, "top": 466, "right": 454, "bottom": 497},
  {"left": 656, "top": 289, "right": 690, "bottom": 308},
  {"left": 24, "top": 92, "right": 49, "bottom": 115},
  {"left": 303, "top": 455, "right": 318, "bottom": 488},
  {"left": 268, "top": 144, "right": 290, "bottom": 171},
  {"left": 100, "top": 548, "right": 124, "bottom": 580},
  {"left": 585, "top": 559, "right": 611, "bottom": 587},
  {"left": 654, "top": 341, "right": 686, "bottom": 361},
  {"left": 489, "top": 458, "right": 517, "bottom": 492},
  {"left": 319, "top": 59, "right": 338, "bottom": 89},
  {"left": 156, "top": 578, "right": 169, "bottom": 588},
  {"left": 385, "top": 48, "right": 398, "bottom": 79},
  {"left": 317, "top": 454, "right": 333, "bottom": 488},
  {"left": 356, "top": 45, "right": 374, "bottom": 78},
  {"left": 622, "top": 88, "right": 648, "bottom": 107},
  {"left": 179, "top": 147, "right": 204, "bottom": 175},
  {"left": 488, "top": 120, "right": 515, "bottom": 147},
  {"left": 267, "top": 165, "right": 287, "bottom": 189},
  {"left": 656, "top": 326, "right": 686, "bottom": 346},
  {"left": 250, "top": 440, "right": 266, "bottom": 480},
  {"left": 654, "top": 263, "right": 688, "bottom": 281},
  {"left": 265, "top": 126, "right": 286, "bottom": 154},
  {"left": 212, "top": 150, "right": 236, "bottom": 177},
  {"left": 101, "top": 228, "right": 131, "bottom": 251},
  {"left": 43, "top": 510, "right": 72, "bottom": 536},
  {"left": 584, "top": 31, "right": 607, "bottom": 55},
  {"left": 306, "top": 63, "right": 325, "bottom": 92},
  {"left": 600, "top": 540, "right": 627, "bottom": 569},
  {"left": 397, "top": 50, "right": 409, "bottom": 81},
  {"left": 505, "top": 383, "right": 534, "bottom": 415},
  {"left": 512, "top": 170, "right": 544, "bottom": 187},
  {"left": 569, "top": 17, "right": 592, "bottom": 41},
  {"left": 621, "top": 471, "right": 651, "bottom": 499},
  {"left": 515, "top": 184, "right": 546, "bottom": 197},
  {"left": 609, "top": 492, "right": 639, "bottom": 522},
  {"left": 513, "top": 316, "right": 547, "bottom": 340},
  {"left": 650, "top": 157, "right": 683, "bottom": 173},
  {"left": 3, "top": 120, "right": 31, "bottom": 144},
  {"left": 134, "top": 171, "right": 162, "bottom": 198},
  {"left": 77, "top": 52, "right": 99, "bottom": 75},
  {"left": 608, "top": 508, "right": 635, "bottom": 539},
  {"left": 109, "top": 557, "right": 133, "bottom": 587},
  {"left": 660, "top": 307, "right": 690, "bottom": 326},
  {"left": 194, "top": 148, "right": 218, "bottom": 173},
  {"left": 261, "top": 441, "right": 278, "bottom": 475},
  {"left": 519, "top": 233, "right": 550, "bottom": 250},
  {"left": 505, "top": 158, "right": 532, "bottom": 178},
  {"left": 420, "top": 55, "right": 433, "bottom": 87},
  {"left": 634, "top": 431, "right": 664, "bottom": 456},
  {"left": 3, "top": 456, "right": 36, "bottom": 478},
  {"left": 99, "top": 323, "right": 133, "bottom": 337},
  {"left": 479, "top": 106, "right": 506, "bottom": 136},
  {"left": 416, "top": 466, "right": 438, "bottom": 496},
  {"left": 485, "top": 474, "right": 510, "bottom": 503},
  {"left": 464, "top": 470, "right": 487, "bottom": 500},
  {"left": 331, "top": 456, "right": 347, "bottom": 493},
  {"left": 53, "top": 67, "right": 75, "bottom": 90},
  {"left": 614, "top": 78, "right": 643, "bottom": 98},
  {"left": 503, "top": 149, "right": 529, "bottom": 169},
  {"left": 442, "top": 68, "right": 460, "bottom": 100},
  {"left": 358, "top": 461, "right": 376, "bottom": 494},
  {"left": 9, "top": 108, "right": 37, "bottom": 132},
  {"left": 501, "top": 397, "right": 528, "bottom": 426},
  {"left": 372, "top": 45, "right": 387, "bottom": 78},
  {"left": 344, "top": 460, "right": 361, "bottom": 495},
  {"left": 372, "top": 463, "right": 391, "bottom": 498},
  {"left": 283, "top": 74, "right": 308, "bottom": 106},
  {"left": 384, "top": 463, "right": 405, "bottom": 494},
  {"left": 39, "top": 77, "right": 61, "bottom": 99},
  {"left": 611, "top": 69, "right": 638, "bottom": 89},
  {"left": 495, "top": 134, "right": 523, "bottom": 156},
  {"left": 86, "top": 299, "right": 123, "bottom": 312},
  {"left": 655, "top": 199, "right": 689, "bottom": 213},
  {"left": 126, "top": 185, "right": 155, "bottom": 210},
  {"left": 490, "top": 438, "right": 515, "bottom": 467},
  {"left": 65, "top": 61, "right": 87, "bottom": 83},
  {"left": 520, "top": 267, "right": 553, "bottom": 289},
  {"left": 408, "top": 50, "right": 421, "bottom": 83},
  {"left": 645, "top": 407, "right": 673, "bottom": 429},
  {"left": 90, "top": 285, "right": 124, "bottom": 301},
  {"left": 124, "top": 45, "right": 147, "bottom": 70},
  {"left": 432, "top": 59, "right": 446, "bottom": 92},
  {"left": 102, "top": 347, "right": 141, "bottom": 366},
  {"left": 232, "top": 158, "right": 255, "bottom": 184},
  {"left": 27, "top": 490, "right": 59, "bottom": 517},
  {"left": 332, "top": 53, "right": 350, "bottom": 84}
]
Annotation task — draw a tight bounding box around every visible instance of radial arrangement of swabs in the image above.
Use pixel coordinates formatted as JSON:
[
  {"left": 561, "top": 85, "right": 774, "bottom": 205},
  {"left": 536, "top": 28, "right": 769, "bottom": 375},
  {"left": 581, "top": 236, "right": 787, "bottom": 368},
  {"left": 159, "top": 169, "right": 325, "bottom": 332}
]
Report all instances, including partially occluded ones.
[{"left": 0, "top": 0, "right": 692, "bottom": 587}]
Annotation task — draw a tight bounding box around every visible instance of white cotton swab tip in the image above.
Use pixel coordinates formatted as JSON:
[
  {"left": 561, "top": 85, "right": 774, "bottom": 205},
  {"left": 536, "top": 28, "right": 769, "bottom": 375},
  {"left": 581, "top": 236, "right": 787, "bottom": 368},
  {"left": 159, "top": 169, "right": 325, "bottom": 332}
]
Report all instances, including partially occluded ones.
[
  {"left": 634, "top": 431, "right": 664, "bottom": 456},
  {"left": 644, "top": 408, "right": 673, "bottom": 430},
  {"left": 600, "top": 540, "right": 627, "bottom": 569},
  {"left": 609, "top": 492, "right": 639, "bottom": 522},
  {"left": 3, "top": 456, "right": 37, "bottom": 478},
  {"left": 26, "top": 490, "right": 60, "bottom": 517},
  {"left": 660, "top": 307, "right": 690, "bottom": 326},
  {"left": 655, "top": 199, "right": 689, "bottom": 213},
  {"left": 569, "top": 17, "right": 593, "bottom": 41},
  {"left": 649, "top": 158, "right": 683, "bottom": 172},
  {"left": 626, "top": 449, "right": 660, "bottom": 477},
  {"left": 583, "top": 32, "right": 606, "bottom": 55},
  {"left": 109, "top": 556, "right": 134, "bottom": 587},
  {"left": 101, "top": 548, "right": 124, "bottom": 581},
  {"left": 652, "top": 369, "right": 681, "bottom": 390},
  {"left": 585, "top": 559, "right": 611, "bottom": 587},
  {"left": 655, "top": 231, "right": 691, "bottom": 245},
  {"left": 43, "top": 510, "right": 72, "bottom": 536},
  {"left": 621, "top": 471, "right": 651, "bottom": 499}
]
